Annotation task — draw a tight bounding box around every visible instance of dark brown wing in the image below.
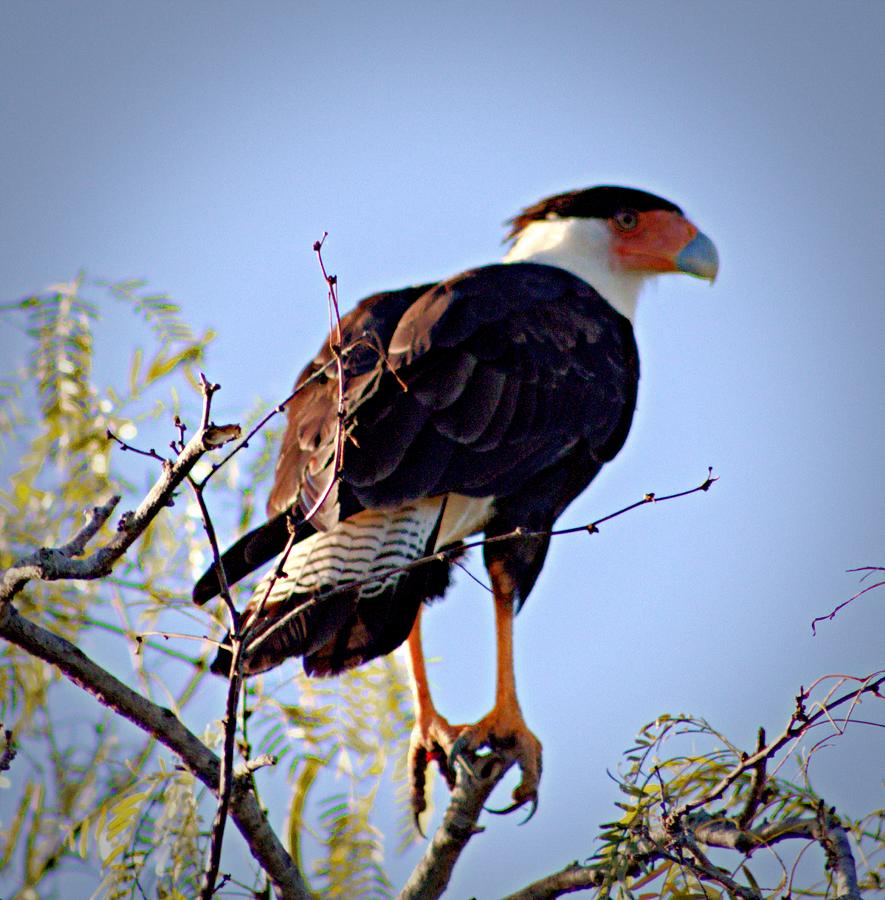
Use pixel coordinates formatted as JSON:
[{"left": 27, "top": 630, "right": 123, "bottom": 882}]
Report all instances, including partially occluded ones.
[
  {"left": 272, "top": 262, "right": 638, "bottom": 517},
  {"left": 266, "top": 284, "right": 435, "bottom": 523}
]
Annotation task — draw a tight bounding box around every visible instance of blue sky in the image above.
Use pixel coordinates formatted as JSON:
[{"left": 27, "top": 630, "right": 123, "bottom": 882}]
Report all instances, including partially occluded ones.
[{"left": 2, "top": 1, "right": 883, "bottom": 895}]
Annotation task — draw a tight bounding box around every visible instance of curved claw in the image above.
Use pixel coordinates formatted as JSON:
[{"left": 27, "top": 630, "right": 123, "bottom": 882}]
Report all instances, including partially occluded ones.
[
  {"left": 485, "top": 793, "right": 538, "bottom": 824},
  {"left": 407, "top": 714, "right": 462, "bottom": 834},
  {"left": 448, "top": 734, "right": 478, "bottom": 778},
  {"left": 518, "top": 794, "right": 539, "bottom": 824},
  {"left": 486, "top": 799, "right": 522, "bottom": 816}
]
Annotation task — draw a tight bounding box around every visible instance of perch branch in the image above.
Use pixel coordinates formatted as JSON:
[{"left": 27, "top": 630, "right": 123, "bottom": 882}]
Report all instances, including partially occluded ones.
[
  {"left": 501, "top": 861, "right": 603, "bottom": 899},
  {"left": 398, "top": 754, "right": 514, "bottom": 900}
]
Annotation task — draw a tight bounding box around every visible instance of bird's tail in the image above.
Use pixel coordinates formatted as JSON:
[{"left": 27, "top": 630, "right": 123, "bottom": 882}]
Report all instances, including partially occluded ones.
[
  {"left": 193, "top": 511, "right": 313, "bottom": 605},
  {"left": 211, "top": 499, "right": 456, "bottom": 678}
]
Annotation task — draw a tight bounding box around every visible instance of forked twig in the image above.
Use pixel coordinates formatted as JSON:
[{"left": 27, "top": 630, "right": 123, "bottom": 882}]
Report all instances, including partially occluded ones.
[{"left": 197, "top": 235, "right": 350, "bottom": 899}]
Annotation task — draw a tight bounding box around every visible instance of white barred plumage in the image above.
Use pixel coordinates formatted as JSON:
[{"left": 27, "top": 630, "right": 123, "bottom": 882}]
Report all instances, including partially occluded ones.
[{"left": 254, "top": 500, "right": 446, "bottom": 607}]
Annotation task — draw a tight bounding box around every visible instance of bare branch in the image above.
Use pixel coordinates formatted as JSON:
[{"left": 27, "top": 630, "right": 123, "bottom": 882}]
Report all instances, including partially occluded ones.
[
  {"left": 500, "top": 861, "right": 602, "bottom": 900},
  {"left": 659, "top": 808, "right": 861, "bottom": 899},
  {"left": 502, "top": 804, "right": 865, "bottom": 900},
  {"left": 195, "top": 236, "right": 348, "bottom": 495},
  {"left": 811, "top": 566, "right": 885, "bottom": 635},
  {"left": 234, "top": 754, "right": 277, "bottom": 777},
  {"left": 198, "top": 241, "right": 350, "bottom": 897},
  {"left": 194, "top": 461, "right": 247, "bottom": 900},
  {"left": 194, "top": 356, "right": 338, "bottom": 490},
  {"left": 200, "top": 648, "right": 245, "bottom": 899},
  {"left": 106, "top": 428, "right": 166, "bottom": 462},
  {"left": 0, "top": 400, "right": 240, "bottom": 605},
  {"left": 670, "top": 671, "right": 885, "bottom": 821},
  {"left": 0, "top": 381, "right": 307, "bottom": 897},
  {"left": 737, "top": 726, "right": 768, "bottom": 829},
  {"left": 249, "top": 468, "right": 719, "bottom": 661}
]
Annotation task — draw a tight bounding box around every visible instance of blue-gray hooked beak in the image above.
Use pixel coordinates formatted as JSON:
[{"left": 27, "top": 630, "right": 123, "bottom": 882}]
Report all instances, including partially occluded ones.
[{"left": 676, "top": 230, "right": 719, "bottom": 281}]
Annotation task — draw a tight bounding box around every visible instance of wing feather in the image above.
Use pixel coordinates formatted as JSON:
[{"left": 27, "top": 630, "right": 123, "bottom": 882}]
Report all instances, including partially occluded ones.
[{"left": 269, "top": 262, "right": 638, "bottom": 523}]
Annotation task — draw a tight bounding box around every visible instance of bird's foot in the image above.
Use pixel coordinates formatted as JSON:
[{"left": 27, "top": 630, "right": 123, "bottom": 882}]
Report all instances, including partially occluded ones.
[
  {"left": 448, "top": 704, "right": 543, "bottom": 821},
  {"left": 407, "top": 710, "right": 463, "bottom": 833}
]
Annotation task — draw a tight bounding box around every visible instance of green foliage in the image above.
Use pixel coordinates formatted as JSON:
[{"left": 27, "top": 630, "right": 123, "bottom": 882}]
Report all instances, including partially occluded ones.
[
  {"left": 0, "top": 278, "right": 415, "bottom": 897},
  {"left": 0, "top": 279, "right": 214, "bottom": 895},
  {"left": 254, "top": 656, "right": 413, "bottom": 898},
  {"left": 587, "top": 713, "right": 883, "bottom": 898},
  {"left": 85, "top": 762, "right": 203, "bottom": 899}
]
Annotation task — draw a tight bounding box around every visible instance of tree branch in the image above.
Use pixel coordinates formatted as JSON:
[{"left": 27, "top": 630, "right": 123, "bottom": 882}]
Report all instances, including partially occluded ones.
[
  {"left": 398, "top": 754, "right": 513, "bottom": 900},
  {"left": 670, "top": 672, "right": 885, "bottom": 821},
  {"left": 501, "top": 808, "right": 863, "bottom": 900},
  {"left": 0, "top": 382, "right": 310, "bottom": 898},
  {"left": 811, "top": 566, "right": 885, "bottom": 635},
  {"left": 250, "top": 469, "right": 719, "bottom": 661},
  {"left": 0, "top": 603, "right": 310, "bottom": 899},
  {"left": 0, "top": 406, "right": 241, "bottom": 606},
  {"left": 500, "top": 861, "right": 602, "bottom": 900},
  {"left": 656, "top": 808, "right": 861, "bottom": 899}
]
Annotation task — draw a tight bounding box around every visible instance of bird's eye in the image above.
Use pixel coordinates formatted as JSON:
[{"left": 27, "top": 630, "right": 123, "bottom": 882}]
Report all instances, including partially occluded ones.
[{"left": 613, "top": 209, "right": 639, "bottom": 231}]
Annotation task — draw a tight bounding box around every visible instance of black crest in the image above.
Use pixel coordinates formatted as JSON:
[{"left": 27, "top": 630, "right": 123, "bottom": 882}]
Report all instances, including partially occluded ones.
[{"left": 506, "top": 185, "right": 682, "bottom": 240}]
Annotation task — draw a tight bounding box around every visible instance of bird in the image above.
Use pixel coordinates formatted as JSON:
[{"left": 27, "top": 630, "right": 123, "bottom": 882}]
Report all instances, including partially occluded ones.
[{"left": 193, "top": 185, "right": 718, "bottom": 821}]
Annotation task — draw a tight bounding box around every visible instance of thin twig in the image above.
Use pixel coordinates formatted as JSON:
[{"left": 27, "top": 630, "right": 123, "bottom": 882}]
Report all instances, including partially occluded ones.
[
  {"left": 198, "top": 237, "right": 350, "bottom": 897},
  {"left": 248, "top": 469, "right": 719, "bottom": 659},
  {"left": 0, "top": 376, "right": 309, "bottom": 898},
  {"left": 195, "top": 356, "right": 339, "bottom": 491},
  {"left": 0, "top": 604, "right": 309, "bottom": 898},
  {"left": 106, "top": 429, "right": 167, "bottom": 462},
  {"left": 671, "top": 671, "right": 885, "bottom": 821},
  {"left": 501, "top": 862, "right": 603, "bottom": 900},
  {"left": 737, "top": 726, "right": 768, "bottom": 829},
  {"left": 811, "top": 566, "right": 885, "bottom": 635},
  {"left": 0, "top": 409, "right": 240, "bottom": 605},
  {"left": 199, "top": 645, "right": 244, "bottom": 899}
]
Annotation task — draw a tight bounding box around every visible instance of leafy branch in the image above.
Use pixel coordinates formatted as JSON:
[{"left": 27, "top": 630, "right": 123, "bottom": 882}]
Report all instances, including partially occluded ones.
[{"left": 494, "top": 672, "right": 882, "bottom": 900}]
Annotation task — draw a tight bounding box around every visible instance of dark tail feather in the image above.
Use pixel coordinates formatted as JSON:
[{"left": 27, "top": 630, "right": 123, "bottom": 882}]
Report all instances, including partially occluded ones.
[
  {"left": 210, "top": 637, "right": 233, "bottom": 677},
  {"left": 209, "top": 588, "right": 358, "bottom": 678},
  {"left": 192, "top": 511, "right": 314, "bottom": 605}
]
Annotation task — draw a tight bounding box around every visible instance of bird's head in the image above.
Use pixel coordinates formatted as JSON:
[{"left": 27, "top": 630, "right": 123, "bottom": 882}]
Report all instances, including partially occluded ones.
[{"left": 503, "top": 185, "right": 718, "bottom": 322}]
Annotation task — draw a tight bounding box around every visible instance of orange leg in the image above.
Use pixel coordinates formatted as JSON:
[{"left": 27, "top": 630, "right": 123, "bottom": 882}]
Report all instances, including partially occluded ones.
[
  {"left": 405, "top": 604, "right": 462, "bottom": 827},
  {"left": 448, "top": 562, "right": 543, "bottom": 814}
]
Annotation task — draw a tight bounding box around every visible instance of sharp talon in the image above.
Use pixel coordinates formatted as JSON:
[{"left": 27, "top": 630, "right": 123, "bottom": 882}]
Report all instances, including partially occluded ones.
[
  {"left": 518, "top": 796, "right": 539, "bottom": 825},
  {"left": 484, "top": 792, "right": 538, "bottom": 821},
  {"left": 485, "top": 800, "right": 522, "bottom": 815},
  {"left": 448, "top": 735, "right": 476, "bottom": 777},
  {"left": 448, "top": 735, "right": 466, "bottom": 770},
  {"left": 413, "top": 812, "right": 426, "bottom": 839}
]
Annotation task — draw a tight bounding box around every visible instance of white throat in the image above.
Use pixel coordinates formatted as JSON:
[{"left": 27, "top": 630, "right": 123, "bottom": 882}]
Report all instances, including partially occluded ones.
[{"left": 503, "top": 217, "right": 647, "bottom": 323}]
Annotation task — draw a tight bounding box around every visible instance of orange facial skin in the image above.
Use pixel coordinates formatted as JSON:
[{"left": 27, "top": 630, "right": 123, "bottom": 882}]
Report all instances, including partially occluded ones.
[{"left": 610, "top": 209, "right": 717, "bottom": 278}]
